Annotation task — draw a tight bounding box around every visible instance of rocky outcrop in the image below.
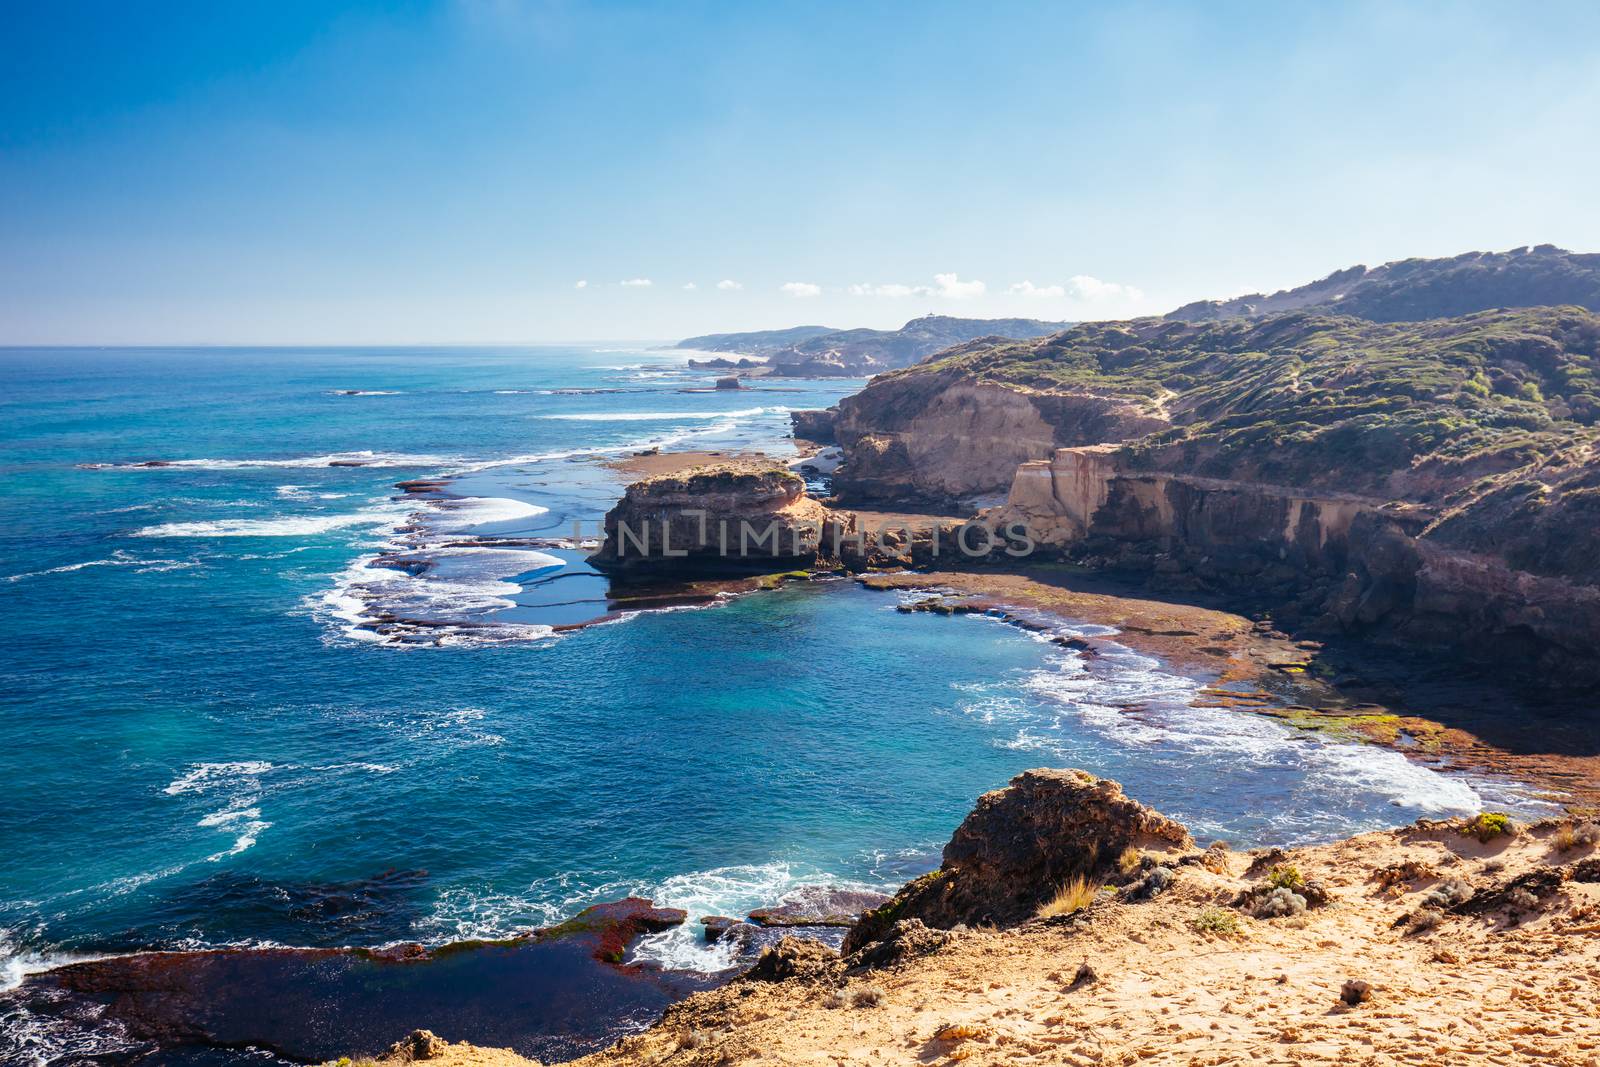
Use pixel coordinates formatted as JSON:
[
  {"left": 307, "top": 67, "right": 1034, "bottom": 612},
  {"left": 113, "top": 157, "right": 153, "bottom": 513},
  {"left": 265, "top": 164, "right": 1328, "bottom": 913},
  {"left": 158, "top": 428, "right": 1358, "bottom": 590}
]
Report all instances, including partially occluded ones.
[
  {"left": 789, "top": 408, "right": 837, "bottom": 444},
  {"left": 588, "top": 465, "right": 835, "bottom": 579},
  {"left": 831, "top": 373, "right": 1166, "bottom": 507},
  {"left": 844, "top": 769, "right": 1190, "bottom": 951},
  {"left": 3, "top": 898, "right": 709, "bottom": 1065}
]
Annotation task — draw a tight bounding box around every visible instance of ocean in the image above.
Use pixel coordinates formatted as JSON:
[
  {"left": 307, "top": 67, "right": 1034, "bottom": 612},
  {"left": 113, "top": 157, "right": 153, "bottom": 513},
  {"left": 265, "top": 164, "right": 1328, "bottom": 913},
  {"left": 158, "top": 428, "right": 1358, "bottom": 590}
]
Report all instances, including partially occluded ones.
[{"left": 0, "top": 345, "right": 1549, "bottom": 1061}]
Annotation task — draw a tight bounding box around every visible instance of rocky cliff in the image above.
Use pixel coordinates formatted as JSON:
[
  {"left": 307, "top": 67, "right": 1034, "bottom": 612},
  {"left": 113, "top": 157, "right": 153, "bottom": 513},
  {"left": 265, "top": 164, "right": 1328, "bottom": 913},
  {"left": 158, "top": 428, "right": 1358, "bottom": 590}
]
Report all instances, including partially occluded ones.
[
  {"left": 983, "top": 444, "right": 1600, "bottom": 686},
  {"left": 826, "top": 361, "right": 1166, "bottom": 507},
  {"left": 589, "top": 465, "right": 834, "bottom": 579},
  {"left": 810, "top": 295, "right": 1600, "bottom": 686}
]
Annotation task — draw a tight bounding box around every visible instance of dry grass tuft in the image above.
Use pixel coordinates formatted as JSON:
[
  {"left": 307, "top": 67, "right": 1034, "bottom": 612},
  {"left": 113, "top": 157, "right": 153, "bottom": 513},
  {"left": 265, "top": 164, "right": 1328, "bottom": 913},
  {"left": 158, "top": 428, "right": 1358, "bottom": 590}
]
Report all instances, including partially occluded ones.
[
  {"left": 1037, "top": 876, "right": 1099, "bottom": 919},
  {"left": 1555, "top": 821, "right": 1600, "bottom": 851},
  {"left": 1117, "top": 845, "right": 1143, "bottom": 875},
  {"left": 851, "top": 984, "right": 886, "bottom": 1008}
]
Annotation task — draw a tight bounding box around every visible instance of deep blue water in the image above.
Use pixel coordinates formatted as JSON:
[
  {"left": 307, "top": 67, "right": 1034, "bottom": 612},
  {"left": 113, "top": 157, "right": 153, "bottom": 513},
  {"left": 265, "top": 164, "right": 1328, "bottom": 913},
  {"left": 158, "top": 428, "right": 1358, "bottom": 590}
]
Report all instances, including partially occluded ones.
[{"left": 0, "top": 345, "right": 1547, "bottom": 1006}]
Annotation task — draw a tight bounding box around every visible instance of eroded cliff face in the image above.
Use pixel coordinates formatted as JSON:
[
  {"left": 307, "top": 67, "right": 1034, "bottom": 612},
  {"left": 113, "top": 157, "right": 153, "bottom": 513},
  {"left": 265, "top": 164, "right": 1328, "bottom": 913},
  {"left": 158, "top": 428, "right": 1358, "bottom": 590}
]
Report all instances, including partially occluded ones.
[
  {"left": 984, "top": 448, "right": 1600, "bottom": 687},
  {"left": 828, "top": 373, "right": 1167, "bottom": 507},
  {"left": 589, "top": 466, "right": 834, "bottom": 578}
]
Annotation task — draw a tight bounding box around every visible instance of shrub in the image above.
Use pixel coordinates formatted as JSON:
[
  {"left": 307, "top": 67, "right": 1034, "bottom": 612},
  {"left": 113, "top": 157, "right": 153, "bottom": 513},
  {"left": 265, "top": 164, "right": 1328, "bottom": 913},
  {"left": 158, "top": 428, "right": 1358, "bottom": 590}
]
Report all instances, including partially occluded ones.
[
  {"left": 1191, "top": 907, "right": 1243, "bottom": 936},
  {"left": 1250, "top": 887, "right": 1308, "bottom": 919},
  {"left": 1129, "top": 866, "right": 1175, "bottom": 901},
  {"left": 1267, "top": 864, "right": 1306, "bottom": 890},
  {"left": 1037, "top": 876, "right": 1098, "bottom": 919},
  {"left": 1422, "top": 877, "right": 1473, "bottom": 909},
  {"left": 1463, "top": 812, "right": 1516, "bottom": 843},
  {"left": 1555, "top": 821, "right": 1600, "bottom": 851}
]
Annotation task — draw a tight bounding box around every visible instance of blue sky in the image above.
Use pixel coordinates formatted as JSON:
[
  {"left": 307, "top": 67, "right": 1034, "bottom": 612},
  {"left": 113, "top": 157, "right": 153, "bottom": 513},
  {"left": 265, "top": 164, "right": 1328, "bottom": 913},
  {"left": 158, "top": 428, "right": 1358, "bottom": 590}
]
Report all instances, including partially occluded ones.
[{"left": 4, "top": 1, "right": 1599, "bottom": 344}]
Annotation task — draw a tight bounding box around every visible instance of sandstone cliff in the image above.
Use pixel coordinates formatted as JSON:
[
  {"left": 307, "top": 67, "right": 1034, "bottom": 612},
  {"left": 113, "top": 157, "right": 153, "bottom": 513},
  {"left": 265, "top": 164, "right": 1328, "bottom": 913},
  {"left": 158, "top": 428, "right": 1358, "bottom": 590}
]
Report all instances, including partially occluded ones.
[
  {"left": 809, "top": 302, "right": 1600, "bottom": 686},
  {"left": 826, "top": 363, "right": 1166, "bottom": 506},
  {"left": 588, "top": 465, "right": 834, "bottom": 579},
  {"left": 982, "top": 444, "right": 1600, "bottom": 687}
]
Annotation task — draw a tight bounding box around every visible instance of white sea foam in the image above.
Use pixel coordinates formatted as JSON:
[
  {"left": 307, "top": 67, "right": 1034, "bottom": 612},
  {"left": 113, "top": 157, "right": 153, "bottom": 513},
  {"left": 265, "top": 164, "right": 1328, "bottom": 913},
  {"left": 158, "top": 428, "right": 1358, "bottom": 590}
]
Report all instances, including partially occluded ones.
[
  {"left": 538, "top": 405, "right": 790, "bottom": 422},
  {"left": 953, "top": 617, "right": 1543, "bottom": 828},
  {"left": 108, "top": 450, "right": 455, "bottom": 470},
  {"left": 425, "top": 496, "right": 549, "bottom": 531},
  {"left": 631, "top": 863, "right": 887, "bottom": 973},
  {"left": 133, "top": 504, "right": 404, "bottom": 538},
  {"left": 163, "top": 761, "right": 276, "bottom": 795},
  {"left": 163, "top": 761, "right": 277, "bottom": 860},
  {"left": 329, "top": 390, "right": 402, "bottom": 396},
  {"left": 1, "top": 551, "right": 165, "bottom": 582}
]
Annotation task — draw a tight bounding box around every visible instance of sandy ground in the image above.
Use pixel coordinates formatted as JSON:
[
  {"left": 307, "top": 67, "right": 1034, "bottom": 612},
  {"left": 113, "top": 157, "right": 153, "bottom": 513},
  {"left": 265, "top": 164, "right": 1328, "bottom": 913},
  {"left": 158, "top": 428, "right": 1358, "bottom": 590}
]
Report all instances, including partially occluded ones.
[{"left": 568, "top": 818, "right": 1600, "bottom": 1067}]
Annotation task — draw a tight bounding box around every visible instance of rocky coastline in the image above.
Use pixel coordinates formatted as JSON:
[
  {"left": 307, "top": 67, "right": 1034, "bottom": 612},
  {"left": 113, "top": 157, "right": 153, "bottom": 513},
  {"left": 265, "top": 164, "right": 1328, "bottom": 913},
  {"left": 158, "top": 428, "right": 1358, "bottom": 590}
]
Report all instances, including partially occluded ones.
[{"left": 332, "top": 769, "right": 1600, "bottom": 1066}]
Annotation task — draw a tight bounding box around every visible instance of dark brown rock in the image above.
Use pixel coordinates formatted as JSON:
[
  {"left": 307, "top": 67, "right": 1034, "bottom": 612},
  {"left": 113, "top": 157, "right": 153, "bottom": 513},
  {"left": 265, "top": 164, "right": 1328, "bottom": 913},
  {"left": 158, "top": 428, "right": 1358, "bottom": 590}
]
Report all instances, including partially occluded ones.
[
  {"left": 844, "top": 769, "right": 1190, "bottom": 951},
  {"left": 741, "top": 937, "right": 841, "bottom": 984}
]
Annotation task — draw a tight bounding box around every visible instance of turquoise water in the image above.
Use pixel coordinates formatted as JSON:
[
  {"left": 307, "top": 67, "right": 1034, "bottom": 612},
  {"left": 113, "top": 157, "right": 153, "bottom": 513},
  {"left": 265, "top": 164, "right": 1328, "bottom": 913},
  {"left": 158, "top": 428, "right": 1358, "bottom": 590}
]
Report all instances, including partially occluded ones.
[{"left": 0, "top": 346, "right": 1546, "bottom": 1009}]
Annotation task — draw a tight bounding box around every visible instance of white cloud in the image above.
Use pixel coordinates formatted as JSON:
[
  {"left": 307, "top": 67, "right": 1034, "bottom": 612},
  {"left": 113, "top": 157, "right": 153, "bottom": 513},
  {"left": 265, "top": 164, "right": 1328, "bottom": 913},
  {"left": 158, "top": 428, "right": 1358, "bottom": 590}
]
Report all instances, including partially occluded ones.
[
  {"left": 682, "top": 282, "right": 698, "bottom": 291},
  {"left": 574, "top": 279, "right": 588, "bottom": 289},
  {"left": 620, "top": 278, "right": 653, "bottom": 288},
  {"left": 933, "top": 273, "right": 986, "bottom": 299},
  {"left": 1007, "top": 281, "right": 1066, "bottom": 299},
  {"left": 849, "top": 282, "right": 923, "bottom": 297},
  {"left": 780, "top": 281, "right": 823, "bottom": 298},
  {"left": 1066, "top": 275, "right": 1143, "bottom": 302},
  {"left": 716, "top": 279, "right": 743, "bottom": 291},
  {"left": 845, "top": 274, "right": 985, "bottom": 300}
]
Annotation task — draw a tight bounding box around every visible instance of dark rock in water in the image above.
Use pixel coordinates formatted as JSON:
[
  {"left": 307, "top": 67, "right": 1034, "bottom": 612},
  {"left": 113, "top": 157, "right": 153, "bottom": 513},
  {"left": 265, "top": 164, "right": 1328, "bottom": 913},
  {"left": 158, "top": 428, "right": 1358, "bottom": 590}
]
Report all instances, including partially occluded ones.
[
  {"left": 394, "top": 479, "right": 450, "bottom": 495},
  {"left": 712, "top": 922, "right": 760, "bottom": 958},
  {"left": 844, "top": 769, "right": 1190, "bottom": 951},
  {"left": 536, "top": 897, "right": 687, "bottom": 963},
  {"left": 742, "top": 937, "right": 841, "bottom": 984},
  {"left": 714, "top": 376, "right": 744, "bottom": 390},
  {"left": 746, "top": 887, "right": 890, "bottom": 927},
  {"left": 1, "top": 897, "right": 711, "bottom": 1065},
  {"left": 133, "top": 460, "right": 175, "bottom": 467},
  {"left": 131, "top": 868, "right": 432, "bottom": 949},
  {"left": 327, "top": 459, "right": 370, "bottom": 467},
  {"left": 700, "top": 915, "right": 740, "bottom": 943},
  {"left": 1053, "top": 635, "right": 1100, "bottom": 658}
]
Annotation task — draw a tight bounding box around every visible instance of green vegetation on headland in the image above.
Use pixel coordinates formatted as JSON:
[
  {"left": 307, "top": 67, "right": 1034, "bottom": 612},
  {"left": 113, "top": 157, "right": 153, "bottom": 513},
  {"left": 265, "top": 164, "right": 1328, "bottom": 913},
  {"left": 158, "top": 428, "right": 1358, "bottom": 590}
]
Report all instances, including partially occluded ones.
[{"left": 908, "top": 307, "right": 1600, "bottom": 497}]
